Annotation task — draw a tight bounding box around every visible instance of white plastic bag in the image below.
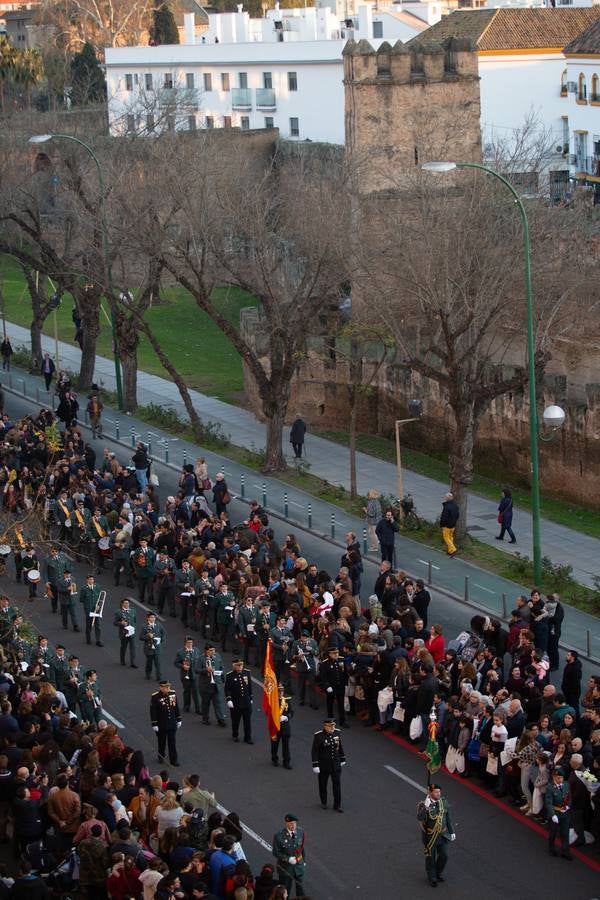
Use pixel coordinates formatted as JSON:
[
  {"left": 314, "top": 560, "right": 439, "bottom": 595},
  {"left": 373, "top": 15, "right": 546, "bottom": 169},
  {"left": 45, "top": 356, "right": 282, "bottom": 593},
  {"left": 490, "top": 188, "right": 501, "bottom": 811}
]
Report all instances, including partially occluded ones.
[{"left": 409, "top": 716, "right": 423, "bottom": 741}]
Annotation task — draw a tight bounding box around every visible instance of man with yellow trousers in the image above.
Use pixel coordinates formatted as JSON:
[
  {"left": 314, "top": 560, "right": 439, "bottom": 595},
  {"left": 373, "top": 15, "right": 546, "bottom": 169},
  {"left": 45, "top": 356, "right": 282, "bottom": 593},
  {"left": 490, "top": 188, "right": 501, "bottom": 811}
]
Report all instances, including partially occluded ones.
[{"left": 440, "top": 492, "right": 459, "bottom": 557}]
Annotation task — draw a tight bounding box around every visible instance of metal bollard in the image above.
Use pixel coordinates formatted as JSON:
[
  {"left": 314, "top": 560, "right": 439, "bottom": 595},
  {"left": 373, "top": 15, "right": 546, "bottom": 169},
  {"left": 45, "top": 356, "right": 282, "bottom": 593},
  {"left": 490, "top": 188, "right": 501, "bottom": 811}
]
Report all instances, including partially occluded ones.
[
  {"left": 240, "top": 474, "right": 245, "bottom": 498},
  {"left": 501, "top": 593, "right": 507, "bottom": 618},
  {"left": 362, "top": 528, "right": 367, "bottom": 555},
  {"left": 116, "top": 421, "right": 120, "bottom": 441},
  {"left": 284, "top": 493, "right": 289, "bottom": 518},
  {"left": 131, "top": 428, "right": 136, "bottom": 448},
  {"left": 183, "top": 449, "right": 187, "bottom": 467},
  {"left": 428, "top": 560, "right": 433, "bottom": 586},
  {"left": 262, "top": 482, "right": 267, "bottom": 508},
  {"left": 147, "top": 434, "right": 152, "bottom": 456},
  {"left": 587, "top": 629, "right": 592, "bottom": 658},
  {"left": 308, "top": 504, "right": 312, "bottom": 530},
  {"left": 331, "top": 513, "right": 335, "bottom": 540},
  {"left": 164, "top": 441, "right": 169, "bottom": 465},
  {"left": 464, "top": 576, "right": 470, "bottom": 603}
]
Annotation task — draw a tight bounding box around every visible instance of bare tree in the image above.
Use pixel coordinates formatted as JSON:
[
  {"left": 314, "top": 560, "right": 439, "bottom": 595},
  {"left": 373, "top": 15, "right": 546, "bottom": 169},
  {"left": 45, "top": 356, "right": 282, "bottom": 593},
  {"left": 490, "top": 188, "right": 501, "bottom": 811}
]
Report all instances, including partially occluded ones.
[{"left": 37, "top": 0, "right": 155, "bottom": 54}]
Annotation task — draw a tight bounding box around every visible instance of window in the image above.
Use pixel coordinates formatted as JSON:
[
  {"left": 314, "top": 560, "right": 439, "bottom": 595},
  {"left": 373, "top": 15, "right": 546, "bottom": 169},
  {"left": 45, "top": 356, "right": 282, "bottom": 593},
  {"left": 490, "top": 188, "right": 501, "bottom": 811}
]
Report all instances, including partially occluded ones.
[
  {"left": 265, "top": 116, "right": 274, "bottom": 129},
  {"left": 560, "top": 69, "right": 567, "bottom": 96},
  {"left": 126, "top": 114, "right": 136, "bottom": 132},
  {"left": 578, "top": 72, "right": 587, "bottom": 102},
  {"left": 289, "top": 116, "right": 299, "bottom": 137},
  {"left": 186, "top": 72, "right": 195, "bottom": 89},
  {"left": 373, "top": 20, "right": 383, "bottom": 38},
  {"left": 146, "top": 113, "right": 155, "bottom": 132},
  {"left": 188, "top": 116, "right": 196, "bottom": 131},
  {"left": 263, "top": 72, "right": 272, "bottom": 89},
  {"left": 241, "top": 116, "right": 250, "bottom": 130},
  {"left": 205, "top": 116, "right": 214, "bottom": 129},
  {"left": 221, "top": 72, "right": 230, "bottom": 91},
  {"left": 223, "top": 115, "right": 232, "bottom": 128},
  {"left": 145, "top": 73, "right": 153, "bottom": 91},
  {"left": 288, "top": 71, "right": 297, "bottom": 91},
  {"left": 509, "top": 171, "right": 539, "bottom": 194},
  {"left": 203, "top": 72, "right": 212, "bottom": 92},
  {"left": 592, "top": 74, "right": 599, "bottom": 103},
  {"left": 125, "top": 73, "right": 133, "bottom": 91},
  {"left": 239, "top": 72, "right": 248, "bottom": 88},
  {"left": 164, "top": 73, "right": 173, "bottom": 89}
]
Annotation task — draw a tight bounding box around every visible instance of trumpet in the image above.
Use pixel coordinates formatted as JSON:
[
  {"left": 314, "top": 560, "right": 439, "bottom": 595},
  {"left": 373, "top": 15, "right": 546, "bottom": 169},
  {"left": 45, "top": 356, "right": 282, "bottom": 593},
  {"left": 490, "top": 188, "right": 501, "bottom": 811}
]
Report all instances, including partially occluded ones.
[{"left": 69, "top": 581, "right": 77, "bottom": 595}]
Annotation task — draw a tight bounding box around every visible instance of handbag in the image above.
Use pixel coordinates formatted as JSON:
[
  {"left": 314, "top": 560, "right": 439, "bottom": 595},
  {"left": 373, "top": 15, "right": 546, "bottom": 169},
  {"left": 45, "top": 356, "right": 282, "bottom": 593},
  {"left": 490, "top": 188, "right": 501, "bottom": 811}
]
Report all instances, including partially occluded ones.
[
  {"left": 392, "top": 702, "right": 405, "bottom": 722},
  {"left": 445, "top": 746, "right": 457, "bottom": 774},
  {"left": 486, "top": 755, "right": 498, "bottom": 776},
  {"left": 202, "top": 478, "right": 212, "bottom": 491},
  {"left": 467, "top": 738, "right": 481, "bottom": 761},
  {"left": 222, "top": 491, "right": 232, "bottom": 505},
  {"left": 479, "top": 741, "right": 489, "bottom": 759},
  {"left": 377, "top": 687, "right": 394, "bottom": 711},
  {"left": 455, "top": 750, "right": 466, "bottom": 774},
  {"left": 409, "top": 716, "right": 423, "bottom": 741},
  {"left": 149, "top": 473, "right": 159, "bottom": 487},
  {"left": 497, "top": 513, "right": 503, "bottom": 523}
]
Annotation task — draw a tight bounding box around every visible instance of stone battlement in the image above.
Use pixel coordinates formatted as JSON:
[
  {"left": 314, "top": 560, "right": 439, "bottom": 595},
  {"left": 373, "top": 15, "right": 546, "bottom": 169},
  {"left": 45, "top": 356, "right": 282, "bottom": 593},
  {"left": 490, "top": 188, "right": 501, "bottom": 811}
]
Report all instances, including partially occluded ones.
[{"left": 342, "top": 36, "right": 478, "bottom": 85}]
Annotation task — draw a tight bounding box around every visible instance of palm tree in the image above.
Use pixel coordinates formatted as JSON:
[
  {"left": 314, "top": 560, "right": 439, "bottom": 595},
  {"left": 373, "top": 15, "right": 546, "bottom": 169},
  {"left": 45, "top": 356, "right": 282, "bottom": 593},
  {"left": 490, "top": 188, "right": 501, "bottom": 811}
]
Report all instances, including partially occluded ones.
[
  {"left": 13, "top": 47, "right": 44, "bottom": 109},
  {"left": 0, "top": 37, "right": 17, "bottom": 115}
]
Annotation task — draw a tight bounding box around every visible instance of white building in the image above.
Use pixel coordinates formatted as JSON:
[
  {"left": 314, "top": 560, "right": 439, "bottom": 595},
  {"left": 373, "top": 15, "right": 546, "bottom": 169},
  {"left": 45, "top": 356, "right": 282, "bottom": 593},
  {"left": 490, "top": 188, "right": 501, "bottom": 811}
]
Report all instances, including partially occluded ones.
[
  {"left": 105, "top": 4, "right": 428, "bottom": 142},
  {"left": 414, "top": 7, "right": 600, "bottom": 197},
  {"left": 563, "top": 16, "right": 600, "bottom": 190}
]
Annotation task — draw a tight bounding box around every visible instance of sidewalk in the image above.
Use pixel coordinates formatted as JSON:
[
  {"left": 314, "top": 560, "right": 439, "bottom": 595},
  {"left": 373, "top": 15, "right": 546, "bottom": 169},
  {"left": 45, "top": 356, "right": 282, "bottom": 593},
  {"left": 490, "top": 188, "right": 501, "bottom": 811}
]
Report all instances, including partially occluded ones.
[
  {"left": 3, "top": 321, "right": 599, "bottom": 590},
  {"left": 2, "top": 352, "right": 599, "bottom": 663}
]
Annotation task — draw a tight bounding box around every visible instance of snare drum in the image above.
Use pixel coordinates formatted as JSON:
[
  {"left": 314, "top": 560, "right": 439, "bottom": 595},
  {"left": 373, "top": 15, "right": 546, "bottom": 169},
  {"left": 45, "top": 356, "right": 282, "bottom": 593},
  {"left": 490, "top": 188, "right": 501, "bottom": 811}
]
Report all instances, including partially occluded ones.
[
  {"left": 27, "top": 570, "right": 41, "bottom": 583},
  {"left": 98, "top": 536, "right": 112, "bottom": 557}
]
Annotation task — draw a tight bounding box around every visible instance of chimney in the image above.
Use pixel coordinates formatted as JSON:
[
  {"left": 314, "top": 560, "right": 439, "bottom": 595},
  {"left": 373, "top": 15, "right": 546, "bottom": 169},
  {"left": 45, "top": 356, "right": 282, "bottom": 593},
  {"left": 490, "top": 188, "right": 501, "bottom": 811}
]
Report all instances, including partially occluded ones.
[{"left": 183, "top": 12, "right": 195, "bottom": 44}]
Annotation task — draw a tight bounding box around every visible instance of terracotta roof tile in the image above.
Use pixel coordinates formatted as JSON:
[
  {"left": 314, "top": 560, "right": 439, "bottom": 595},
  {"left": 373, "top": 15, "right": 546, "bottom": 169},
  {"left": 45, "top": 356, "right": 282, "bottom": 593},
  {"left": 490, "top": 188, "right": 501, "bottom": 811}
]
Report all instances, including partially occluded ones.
[{"left": 564, "top": 17, "right": 600, "bottom": 54}]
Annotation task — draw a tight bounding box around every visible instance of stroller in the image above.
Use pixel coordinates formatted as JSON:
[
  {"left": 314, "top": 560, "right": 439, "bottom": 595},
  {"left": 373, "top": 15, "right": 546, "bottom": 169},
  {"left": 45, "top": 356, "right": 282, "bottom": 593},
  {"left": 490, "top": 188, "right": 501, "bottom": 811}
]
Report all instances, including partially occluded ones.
[{"left": 23, "top": 839, "right": 79, "bottom": 898}]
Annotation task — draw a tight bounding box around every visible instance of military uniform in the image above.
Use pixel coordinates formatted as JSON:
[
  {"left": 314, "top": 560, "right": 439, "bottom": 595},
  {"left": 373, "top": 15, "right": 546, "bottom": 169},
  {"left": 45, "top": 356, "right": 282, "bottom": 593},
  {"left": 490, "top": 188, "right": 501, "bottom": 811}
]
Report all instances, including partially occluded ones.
[
  {"left": 49, "top": 651, "right": 71, "bottom": 692},
  {"left": 238, "top": 602, "right": 258, "bottom": 665},
  {"left": 192, "top": 574, "right": 213, "bottom": 635},
  {"left": 140, "top": 619, "right": 165, "bottom": 681},
  {"left": 55, "top": 496, "right": 73, "bottom": 543},
  {"left": 270, "top": 624, "right": 293, "bottom": 691},
  {"left": 63, "top": 660, "right": 83, "bottom": 713},
  {"left": 12, "top": 528, "right": 28, "bottom": 583},
  {"left": 225, "top": 666, "right": 253, "bottom": 743},
  {"left": 417, "top": 791, "right": 455, "bottom": 886},
  {"left": 256, "top": 607, "right": 274, "bottom": 671},
  {"left": 197, "top": 650, "right": 226, "bottom": 725},
  {"left": 311, "top": 726, "right": 346, "bottom": 811},
  {"left": 88, "top": 513, "right": 109, "bottom": 572},
  {"left": 32, "top": 642, "right": 53, "bottom": 676},
  {"left": 57, "top": 573, "right": 79, "bottom": 631},
  {"left": 132, "top": 545, "right": 156, "bottom": 604},
  {"left": 291, "top": 636, "right": 319, "bottom": 708},
  {"left": 546, "top": 779, "right": 572, "bottom": 859},
  {"left": 79, "top": 581, "right": 103, "bottom": 645},
  {"left": 41, "top": 551, "right": 69, "bottom": 613},
  {"left": 272, "top": 692, "right": 293, "bottom": 769},
  {"left": 111, "top": 530, "right": 134, "bottom": 587},
  {"left": 114, "top": 603, "right": 137, "bottom": 666},
  {"left": 272, "top": 819, "right": 306, "bottom": 897},
  {"left": 155, "top": 555, "right": 176, "bottom": 617},
  {"left": 174, "top": 644, "right": 202, "bottom": 713},
  {"left": 72, "top": 503, "right": 91, "bottom": 551},
  {"left": 319, "top": 654, "right": 348, "bottom": 726},
  {"left": 150, "top": 685, "right": 181, "bottom": 765},
  {"left": 78, "top": 675, "right": 103, "bottom": 727},
  {"left": 175, "top": 564, "right": 198, "bottom": 630},
  {"left": 215, "top": 589, "right": 236, "bottom": 652},
  {"left": 20, "top": 547, "right": 39, "bottom": 599}
]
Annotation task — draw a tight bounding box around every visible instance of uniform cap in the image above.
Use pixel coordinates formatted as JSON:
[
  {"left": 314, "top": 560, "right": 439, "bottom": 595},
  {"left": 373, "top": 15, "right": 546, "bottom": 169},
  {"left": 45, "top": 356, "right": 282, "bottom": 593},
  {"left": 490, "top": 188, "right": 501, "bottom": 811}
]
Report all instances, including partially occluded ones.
[
  {"left": 284, "top": 813, "right": 298, "bottom": 822},
  {"left": 159, "top": 680, "right": 170, "bottom": 686},
  {"left": 323, "top": 718, "right": 336, "bottom": 725},
  {"left": 301, "top": 629, "right": 311, "bottom": 636}
]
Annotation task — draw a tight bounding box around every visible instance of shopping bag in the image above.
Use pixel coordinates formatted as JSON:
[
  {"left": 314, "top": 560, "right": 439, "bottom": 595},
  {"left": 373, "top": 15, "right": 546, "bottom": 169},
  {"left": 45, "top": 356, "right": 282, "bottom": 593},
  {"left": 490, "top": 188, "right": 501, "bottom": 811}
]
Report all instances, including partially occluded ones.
[
  {"left": 392, "top": 703, "right": 405, "bottom": 722},
  {"left": 409, "top": 716, "right": 423, "bottom": 741},
  {"left": 486, "top": 755, "right": 498, "bottom": 776},
  {"left": 445, "top": 746, "right": 457, "bottom": 774}
]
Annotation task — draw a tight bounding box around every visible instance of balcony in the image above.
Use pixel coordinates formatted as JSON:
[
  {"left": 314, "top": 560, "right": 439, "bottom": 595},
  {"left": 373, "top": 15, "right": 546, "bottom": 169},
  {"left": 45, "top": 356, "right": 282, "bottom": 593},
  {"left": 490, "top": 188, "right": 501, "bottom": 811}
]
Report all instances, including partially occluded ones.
[
  {"left": 256, "top": 88, "right": 276, "bottom": 109},
  {"left": 232, "top": 88, "right": 252, "bottom": 109},
  {"left": 574, "top": 155, "right": 600, "bottom": 177},
  {"left": 158, "top": 88, "right": 199, "bottom": 110}
]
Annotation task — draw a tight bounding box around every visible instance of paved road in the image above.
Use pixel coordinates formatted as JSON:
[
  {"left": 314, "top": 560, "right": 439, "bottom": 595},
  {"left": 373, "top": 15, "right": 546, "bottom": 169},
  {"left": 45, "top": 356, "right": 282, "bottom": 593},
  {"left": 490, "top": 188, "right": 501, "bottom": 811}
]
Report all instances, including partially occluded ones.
[
  {"left": 3, "top": 372, "right": 600, "bottom": 664},
  {"left": 2, "top": 394, "right": 600, "bottom": 897},
  {"left": 4, "top": 320, "right": 600, "bottom": 589}
]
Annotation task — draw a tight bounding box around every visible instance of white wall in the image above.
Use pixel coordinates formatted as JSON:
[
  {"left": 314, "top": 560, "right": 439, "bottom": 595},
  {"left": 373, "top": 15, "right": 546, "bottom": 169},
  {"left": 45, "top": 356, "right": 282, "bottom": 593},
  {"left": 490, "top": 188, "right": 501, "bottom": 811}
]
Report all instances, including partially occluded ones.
[{"left": 565, "top": 56, "right": 600, "bottom": 176}]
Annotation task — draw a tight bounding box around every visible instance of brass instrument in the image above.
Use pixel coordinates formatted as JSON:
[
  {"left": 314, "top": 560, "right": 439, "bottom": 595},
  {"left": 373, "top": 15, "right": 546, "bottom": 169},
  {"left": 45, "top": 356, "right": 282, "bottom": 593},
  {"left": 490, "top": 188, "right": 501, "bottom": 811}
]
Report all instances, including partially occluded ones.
[
  {"left": 90, "top": 590, "right": 106, "bottom": 619},
  {"left": 69, "top": 581, "right": 77, "bottom": 595}
]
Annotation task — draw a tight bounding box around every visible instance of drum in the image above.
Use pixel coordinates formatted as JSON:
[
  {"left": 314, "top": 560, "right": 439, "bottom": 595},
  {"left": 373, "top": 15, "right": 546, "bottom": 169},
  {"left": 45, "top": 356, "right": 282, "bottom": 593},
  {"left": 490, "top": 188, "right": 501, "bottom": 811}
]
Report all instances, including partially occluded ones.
[
  {"left": 0, "top": 545, "right": 11, "bottom": 558},
  {"left": 98, "top": 536, "right": 111, "bottom": 557},
  {"left": 27, "top": 570, "right": 41, "bottom": 583}
]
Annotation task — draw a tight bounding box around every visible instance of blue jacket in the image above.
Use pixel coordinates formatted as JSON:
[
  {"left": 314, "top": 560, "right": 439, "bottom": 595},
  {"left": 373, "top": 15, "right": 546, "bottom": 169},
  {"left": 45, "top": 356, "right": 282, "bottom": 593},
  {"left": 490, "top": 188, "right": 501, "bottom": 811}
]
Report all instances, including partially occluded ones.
[{"left": 499, "top": 496, "right": 513, "bottom": 525}]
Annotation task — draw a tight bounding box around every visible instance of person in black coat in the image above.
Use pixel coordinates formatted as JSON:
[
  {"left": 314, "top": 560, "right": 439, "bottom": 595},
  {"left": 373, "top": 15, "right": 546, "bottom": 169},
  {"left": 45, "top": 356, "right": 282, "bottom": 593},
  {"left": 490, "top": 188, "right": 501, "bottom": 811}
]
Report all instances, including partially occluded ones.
[
  {"left": 496, "top": 488, "right": 516, "bottom": 543},
  {"left": 375, "top": 511, "right": 399, "bottom": 564},
  {"left": 413, "top": 580, "right": 431, "bottom": 627},
  {"left": 225, "top": 659, "right": 253, "bottom": 744},
  {"left": 12, "top": 786, "right": 43, "bottom": 853},
  {"left": 271, "top": 685, "right": 293, "bottom": 769},
  {"left": 311, "top": 718, "right": 346, "bottom": 811},
  {"left": 289, "top": 416, "right": 306, "bottom": 458},
  {"left": 212, "top": 473, "right": 230, "bottom": 516},
  {"left": 440, "top": 493, "right": 459, "bottom": 556},
  {"left": 40, "top": 353, "right": 56, "bottom": 391},
  {"left": 561, "top": 650, "right": 583, "bottom": 713}
]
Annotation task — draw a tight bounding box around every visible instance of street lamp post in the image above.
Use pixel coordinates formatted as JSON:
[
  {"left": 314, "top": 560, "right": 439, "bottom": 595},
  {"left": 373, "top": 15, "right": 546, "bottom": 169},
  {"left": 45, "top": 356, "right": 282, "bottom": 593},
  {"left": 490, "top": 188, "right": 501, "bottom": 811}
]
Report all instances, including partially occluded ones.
[
  {"left": 28, "top": 133, "right": 124, "bottom": 411},
  {"left": 421, "top": 160, "right": 562, "bottom": 585}
]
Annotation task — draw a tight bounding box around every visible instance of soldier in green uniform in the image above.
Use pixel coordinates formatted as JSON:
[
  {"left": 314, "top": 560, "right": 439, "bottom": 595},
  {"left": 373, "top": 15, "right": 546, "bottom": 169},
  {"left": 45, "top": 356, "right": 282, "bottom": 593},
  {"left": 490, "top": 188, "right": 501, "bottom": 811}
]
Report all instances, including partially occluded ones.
[
  {"left": 42, "top": 546, "right": 70, "bottom": 614},
  {"left": 111, "top": 518, "right": 134, "bottom": 588},
  {"left": 77, "top": 669, "right": 103, "bottom": 729},
  {"left": 140, "top": 611, "right": 165, "bottom": 681},
  {"left": 9, "top": 613, "right": 31, "bottom": 664},
  {"left": 174, "top": 636, "right": 201, "bottom": 714},
  {"left": 545, "top": 767, "right": 572, "bottom": 860},
  {"left": 49, "top": 645, "right": 70, "bottom": 693},
  {"left": 270, "top": 616, "right": 294, "bottom": 692},
  {"left": 197, "top": 644, "right": 226, "bottom": 726},
  {"left": 88, "top": 508, "right": 110, "bottom": 573},
  {"left": 192, "top": 568, "right": 213, "bottom": 636},
  {"left": 416, "top": 783, "right": 456, "bottom": 887},
  {"left": 71, "top": 498, "right": 91, "bottom": 554},
  {"left": 79, "top": 575, "right": 103, "bottom": 646},
  {"left": 20, "top": 544, "right": 39, "bottom": 600},
  {"left": 272, "top": 813, "right": 306, "bottom": 897},
  {"left": 291, "top": 631, "right": 319, "bottom": 708},
  {"left": 57, "top": 569, "right": 80, "bottom": 632},
  {"left": 155, "top": 551, "right": 176, "bottom": 617},
  {"left": 271, "top": 684, "right": 293, "bottom": 769},
  {"left": 132, "top": 538, "right": 156, "bottom": 605},
  {"left": 256, "top": 600, "right": 274, "bottom": 672},
  {"left": 215, "top": 583, "right": 236, "bottom": 652},
  {"left": 63, "top": 655, "right": 83, "bottom": 714},
  {"left": 55, "top": 491, "right": 73, "bottom": 543},
  {"left": 114, "top": 598, "right": 137, "bottom": 667},
  {"left": 31, "top": 635, "right": 53, "bottom": 675},
  {"left": 150, "top": 680, "right": 181, "bottom": 766},
  {"left": 175, "top": 560, "right": 198, "bottom": 631},
  {"left": 237, "top": 597, "right": 257, "bottom": 666}
]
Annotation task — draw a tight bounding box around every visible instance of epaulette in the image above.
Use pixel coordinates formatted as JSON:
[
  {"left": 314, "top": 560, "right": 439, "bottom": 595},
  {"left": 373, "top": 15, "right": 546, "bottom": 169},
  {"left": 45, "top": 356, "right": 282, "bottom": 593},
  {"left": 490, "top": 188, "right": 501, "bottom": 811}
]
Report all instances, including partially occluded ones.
[
  {"left": 225, "top": 670, "right": 233, "bottom": 675},
  {"left": 313, "top": 730, "right": 323, "bottom": 735},
  {"left": 151, "top": 690, "right": 160, "bottom": 696}
]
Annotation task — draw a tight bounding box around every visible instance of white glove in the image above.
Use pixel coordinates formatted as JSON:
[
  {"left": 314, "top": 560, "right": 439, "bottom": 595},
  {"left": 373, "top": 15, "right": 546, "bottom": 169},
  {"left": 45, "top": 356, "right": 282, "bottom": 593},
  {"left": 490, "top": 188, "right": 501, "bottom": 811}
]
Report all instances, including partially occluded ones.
[
  {"left": 341, "top": 761, "right": 346, "bottom": 766},
  {"left": 152, "top": 726, "right": 159, "bottom": 733},
  {"left": 313, "top": 766, "right": 320, "bottom": 774},
  {"left": 227, "top": 700, "right": 234, "bottom": 709},
  {"left": 326, "top": 686, "right": 333, "bottom": 693},
  {"left": 176, "top": 721, "right": 182, "bottom": 729},
  {"left": 449, "top": 834, "right": 456, "bottom": 842},
  {"left": 288, "top": 856, "right": 296, "bottom": 865},
  {"left": 424, "top": 797, "right": 432, "bottom": 808},
  {"left": 280, "top": 715, "right": 288, "bottom": 722},
  {"left": 551, "top": 815, "right": 558, "bottom": 824}
]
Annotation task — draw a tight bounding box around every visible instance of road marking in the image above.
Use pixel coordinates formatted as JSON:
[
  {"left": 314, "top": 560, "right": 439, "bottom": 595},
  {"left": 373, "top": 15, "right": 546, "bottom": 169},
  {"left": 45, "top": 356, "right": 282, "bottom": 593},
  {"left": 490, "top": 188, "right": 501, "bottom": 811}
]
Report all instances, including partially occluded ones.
[
  {"left": 126, "top": 596, "right": 166, "bottom": 622},
  {"left": 215, "top": 802, "right": 272, "bottom": 853},
  {"left": 418, "top": 559, "right": 440, "bottom": 570},
  {"left": 385, "top": 764, "right": 427, "bottom": 794},
  {"left": 103, "top": 709, "right": 125, "bottom": 729},
  {"left": 290, "top": 500, "right": 304, "bottom": 508},
  {"left": 474, "top": 584, "right": 495, "bottom": 595}
]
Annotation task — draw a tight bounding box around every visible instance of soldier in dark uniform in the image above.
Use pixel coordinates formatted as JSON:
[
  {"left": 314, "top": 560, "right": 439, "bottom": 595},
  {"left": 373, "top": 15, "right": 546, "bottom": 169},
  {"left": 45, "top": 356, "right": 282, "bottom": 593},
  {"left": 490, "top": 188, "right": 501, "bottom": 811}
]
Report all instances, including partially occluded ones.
[
  {"left": 111, "top": 519, "right": 134, "bottom": 587},
  {"left": 319, "top": 646, "right": 349, "bottom": 727},
  {"left": 270, "top": 615, "right": 293, "bottom": 692},
  {"left": 150, "top": 680, "right": 181, "bottom": 766},
  {"left": 78, "top": 669, "right": 103, "bottom": 728},
  {"left": 197, "top": 644, "right": 227, "bottom": 727},
  {"left": 132, "top": 538, "right": 155, "bottom": 605},
  {"left": 271, "top": 684, "right": 293, "bottom": 769},
  {"left": 237, "top": 597, "right": 258, "bottom": 665},
  {"left": 49, "top": 645, "right": 70, "bottom": 693},
  {"left": 57, "top": 570, "right": 79, "bottom": 632},
  {"left": 291, "top": 631, "right": 319, "bottom": 709},
  {"left": 140, "top": 612, "right": 165, "bottom": 681},
  {"left": 272, "top": 813, "right": 306, "bottom": 897},
  {"left": 114, "top": 598, "right": 137, "bottom": 667},
  {"left": 78, "top": 574, "right": 103, "bottom": 646},
  {"left": 417, "top": 783, "right": 456, "bottom": 887},
  {"left": 175, "top": 560, "right": 198, "bottom": 631},
  {"left": 545, "top": 768, "right": 572, "bottom": 860},
  {"left": 193, "top": 569, "right": 213, "bottom": 636},
  {"left": 32, "top": 636, "right": 53, "bottom": 676},
  {"left": 311, "top": 718, "right": 346, "bottom": 812},
  {"left": 41, "top": 546, "right": 69, "bottom": 614},
  {"left": 155, "top": 550, "right": 176, "bottom": 617},
  {"left": 256, "top": 600, "right": 274, "bottom": 671},
  {"left": 225, "top": 658, "right": 253, "bottom": 744},
  {"left": 63, "top": 655, "right": 83, "bottom": 713},
  {"left": 174, "top": 637, "right": 201, "bottom": 714}
]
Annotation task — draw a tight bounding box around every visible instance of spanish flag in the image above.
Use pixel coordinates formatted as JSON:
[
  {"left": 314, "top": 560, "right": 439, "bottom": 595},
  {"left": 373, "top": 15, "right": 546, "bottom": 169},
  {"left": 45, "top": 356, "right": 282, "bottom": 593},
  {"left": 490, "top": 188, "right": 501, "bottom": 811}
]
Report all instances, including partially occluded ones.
[{"left": 262, "top": 639, "right": 281, "bottom": 740}]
